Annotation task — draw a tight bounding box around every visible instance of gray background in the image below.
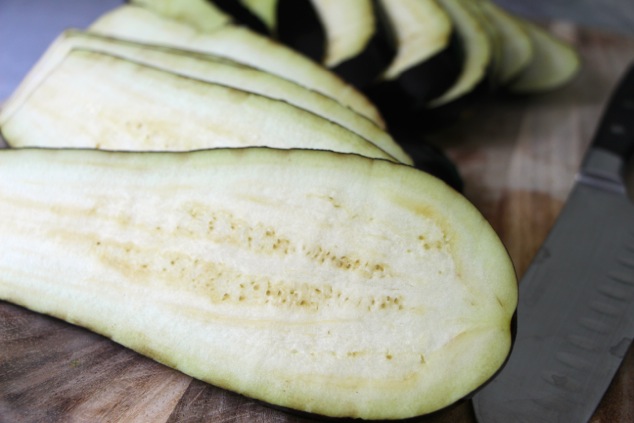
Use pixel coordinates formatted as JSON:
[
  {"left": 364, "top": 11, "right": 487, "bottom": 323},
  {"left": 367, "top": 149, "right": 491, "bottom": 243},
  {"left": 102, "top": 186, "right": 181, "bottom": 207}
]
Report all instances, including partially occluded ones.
[{"left": 1, "top": 0, "right": 634, "bottom": 100}]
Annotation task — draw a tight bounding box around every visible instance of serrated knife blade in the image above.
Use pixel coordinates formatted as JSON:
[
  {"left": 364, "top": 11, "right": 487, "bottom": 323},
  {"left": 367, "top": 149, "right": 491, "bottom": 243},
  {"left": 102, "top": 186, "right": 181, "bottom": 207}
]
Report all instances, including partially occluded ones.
[{"left": 472, "top": 63, "right": 634, "bottom": 423}]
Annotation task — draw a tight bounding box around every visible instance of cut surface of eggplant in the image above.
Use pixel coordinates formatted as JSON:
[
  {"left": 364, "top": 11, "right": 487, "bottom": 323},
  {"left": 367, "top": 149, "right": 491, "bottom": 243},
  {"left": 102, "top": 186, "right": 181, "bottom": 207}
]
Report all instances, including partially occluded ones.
[
  {"left": 365, "top": 0, "right": 461, "bottom": 121},
  {"left": 90, "top": 5, "right": 386, "bottom": 128},
  {"left": 0, "top": 147, "right": 518, "bottom": 419},
  {"left": 478, "top": 0, "right": 533, "bottom": 85},
  {"left": 312, "top": 0, "right": 395, "bottom": 88},
  {"left": 464, "top": 0, "right": 503, "bottom": 89},
  {"left": 129, "top": 0, "right": 232, "bottom": 31},
  {"left": 379, "top": 0, "right": 454, "bottom": 81},
  {"left": 0, "top": 49, "right": 394, "bottom": 162},
  {"left": 429, "top": 0, "right": 492, "bottom": 108},
  {"left": 507, "top": 19, "right": 580, "bottom": 93},
  {"left": 205, "top": 0, "right": 270, "bottom": 34},
  {"left": 240, "top": 0, "right": 278, "bottom": 30},
  {"left": 0, "top": 30, "right": 410, "bottom": 164}
]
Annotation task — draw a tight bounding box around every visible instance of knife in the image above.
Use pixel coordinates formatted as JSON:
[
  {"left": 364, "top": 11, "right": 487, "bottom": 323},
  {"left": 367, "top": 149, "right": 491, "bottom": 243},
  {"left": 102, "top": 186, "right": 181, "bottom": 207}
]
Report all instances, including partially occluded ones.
[{"left": 472, "top": 64, "right": 634, "bottom": 422}]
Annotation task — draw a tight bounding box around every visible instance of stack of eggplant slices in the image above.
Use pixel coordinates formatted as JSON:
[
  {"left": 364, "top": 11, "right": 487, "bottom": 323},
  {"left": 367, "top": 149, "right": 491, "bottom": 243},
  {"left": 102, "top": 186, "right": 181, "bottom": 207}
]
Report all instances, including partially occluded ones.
[{"left": 0, "top": 0, "right": 577, "bottom": 420}]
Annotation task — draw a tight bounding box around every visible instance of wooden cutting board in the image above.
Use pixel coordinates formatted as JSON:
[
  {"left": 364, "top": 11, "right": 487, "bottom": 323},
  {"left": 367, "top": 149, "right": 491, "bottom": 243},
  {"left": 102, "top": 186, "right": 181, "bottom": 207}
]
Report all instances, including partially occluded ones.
[{"left": 1, "top": 23, "right": 633, "bottom": 422}]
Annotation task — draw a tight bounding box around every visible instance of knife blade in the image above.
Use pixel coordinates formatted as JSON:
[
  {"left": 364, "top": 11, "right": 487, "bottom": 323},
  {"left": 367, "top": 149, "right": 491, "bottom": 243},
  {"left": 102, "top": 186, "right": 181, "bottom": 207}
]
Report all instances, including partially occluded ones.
[{"left": 472, "top": 63, "right": 634, "bottom": 422}]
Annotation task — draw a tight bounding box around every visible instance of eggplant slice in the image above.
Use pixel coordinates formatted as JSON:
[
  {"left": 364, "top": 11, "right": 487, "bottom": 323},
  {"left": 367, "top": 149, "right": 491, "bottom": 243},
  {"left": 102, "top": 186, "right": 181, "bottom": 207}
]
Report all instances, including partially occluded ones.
[
  {"left": 0, "top": 30, "right": 410, "bottom": 164},
  {"left": 239, "top": 0, "right": 278, "bottom": 30},
  {"left": 0, "top": 147, "right": 518, "bottom": 420},
  {"left": 477, "top": 0, "right": 533, "bottom": 85},
  {"left": 0, "top": 49, "right": 395, "bottom": 162},
  {"left": 129, "top": 0, "right": 232, "bottom": 31},
  {"left": 429, "top": 0, "right": 492, "bottom": 108},
  {"left": 364, "top": 0, "right": 462, "bottom": 125},
  {"left": 312, "top": 0, "right": 396, "bottom": 89},
  {"left": 507, "top": 18, "right": 580, "bottom": 93},
  {"left": 90, "top": 5, "right": 387, "bottom": 129},
  {"left": 276, "top": 0, "right": 325, "bottom": 62}
]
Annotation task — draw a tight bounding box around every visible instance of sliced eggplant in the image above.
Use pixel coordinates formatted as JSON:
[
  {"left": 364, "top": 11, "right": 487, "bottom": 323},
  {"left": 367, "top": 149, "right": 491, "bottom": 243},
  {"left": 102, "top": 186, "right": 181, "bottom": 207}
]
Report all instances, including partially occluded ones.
[
  {"left": 463, "top": 0, "right": 504, "bottom": 89},
  {"left": 275, "top": 0, "right": 325, "bottom": 62},
  {"left": 311, "top": 0, "right": 395, "bottom": 88},
  {"left": 364, "top": 0, "right": 461, "bottom": 124},
  {"left": 129, "top": 0, "right": 232, "bottom": 31},
  {"left": 215, "top": 0, "right": 325, "bottom": 63},
  {"left": 429, "top": 0, "right": 492, "bottom": 108},
  {"left": 239, "top": 0, "right": 278, "bottom": 30},
  {"left": 0, "top": 49, "right": 395, "bottom": 162},
  {"left": 377, "top": 0, "right": 456, "bottom": 83},
  {"left": 507, "top": 18, "right": 580, "bottom": 93},
  {"left": 0, "top": 30, "right": 410, "bottom": 164},
  {"left": 203, "top": 0, "right": 271, "bottom": 34},
  {"left": 0, "top": 147, "right": 518, "bottom": 419},
  {"left": 90, "top": 5, "right": 386, "bottom": 129},
  {"left": 477, "top": 0, "right": 533, "bottom": 85}
]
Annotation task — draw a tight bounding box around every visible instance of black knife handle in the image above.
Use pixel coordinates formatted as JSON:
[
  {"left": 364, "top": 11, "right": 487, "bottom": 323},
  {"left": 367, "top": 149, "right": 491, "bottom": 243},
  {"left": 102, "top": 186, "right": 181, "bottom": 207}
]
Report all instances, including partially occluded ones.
[{"left": 592, "top": 62, "right": 634, "bottom": 160}]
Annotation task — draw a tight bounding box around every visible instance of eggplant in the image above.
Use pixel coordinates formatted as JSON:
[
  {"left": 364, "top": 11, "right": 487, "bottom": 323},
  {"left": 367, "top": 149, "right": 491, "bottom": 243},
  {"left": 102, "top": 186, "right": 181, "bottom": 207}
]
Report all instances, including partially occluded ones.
[
  {"left": 90, "top": 5, "right": 386, "bottom": 129},
  {"left": 364, "top": 0, "right": 462, "bottom": 128},
  {"left": 129, "top": 0, "right": 232, "bottom": 31},
  {"left": 507, "top": 18, "right": 580, "bottom": 93},
  {"left": 465, "top": 0, "right": 506, "bottom": 89},
  {"left": 276, "top": 0, "right": 325, "bottom": 62},
  {"left": 203, "top": 0, "right": 270, "bottom": 34},
  {"left": 311, "top": 0, "right": 395, "bottom": 89},
  {"left": 219, "top": 0, "right": 325, "bottom": 62},
  {"left": 429, "top": 0, "right": 493, "bottom": 108},
  {"left": 0, "top": 30, "right": 410, "bottom": 164},
  {"left": 0, "top": 49, "right": 396, "bottom": 162},
  {"left": 477, "top": 0, "right": 533, "bottom": 85},
  {"left": 0, "top": 147, "right": 517, "bottom": 419},
  {"left": 239, "top": 0, "right": 278, "bottom": 30}
]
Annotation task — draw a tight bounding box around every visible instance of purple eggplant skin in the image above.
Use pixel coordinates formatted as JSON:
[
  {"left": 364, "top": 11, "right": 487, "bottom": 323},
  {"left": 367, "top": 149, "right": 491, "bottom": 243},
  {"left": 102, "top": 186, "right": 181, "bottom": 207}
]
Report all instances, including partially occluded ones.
[
  {"left": 364, "top": 31, "right": 463, "bottom": 130},
  {"left": 206, "top": 0, "right": 270, "bottom": 35},
  {"left": 276, "top": 0, "right": 325, "bottom": 62},
  {"left": 329, "top": 0, "right": 396, "bottom": 90},
  {"left": 398, "top": 136, "right": 464, "bottom": 193},
  {"left": 276, "top": 0, "right": 395, "bottom": 90}
]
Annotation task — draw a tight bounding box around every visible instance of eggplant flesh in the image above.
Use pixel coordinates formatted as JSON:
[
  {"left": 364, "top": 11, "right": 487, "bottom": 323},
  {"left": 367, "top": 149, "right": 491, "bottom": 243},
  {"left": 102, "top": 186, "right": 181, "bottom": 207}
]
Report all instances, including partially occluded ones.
[
  {"left": 89, "top": 5, "right": 386, "bottom": 129},
  {"left": 429, "top": 0, "right": 492, "bottom": 108},
  {"left": 0, "top": 49, "right": 394, "bottom": 162},
  {"left": 366, "top": 0, "right": 462, "bottom": 123},
  {"left": 129, "top": 0, "right": 231, "bottom": 31},
  {"left": 477, "top": 0, "right": 533, "bottom": 85},
  {"left": 207, "top": 0, "right": 270, "bottom": 34},
  {"left": 239, "top": 0, "right": 278, "bottom": 30},
  {"left": 507, "top": 18, "right": 580, "bottom": 93},
  {"left": 378, "top": 0, "right": 454, "bottom": 81},
  {"left": 0, "top": 147, "right": 517, "bottom": 420},
  {"left": 0, "top": 30, "right": 410, "bottom": 165},
  {"left": 313, "top": 0, "right": 395, "bottom": 89}
]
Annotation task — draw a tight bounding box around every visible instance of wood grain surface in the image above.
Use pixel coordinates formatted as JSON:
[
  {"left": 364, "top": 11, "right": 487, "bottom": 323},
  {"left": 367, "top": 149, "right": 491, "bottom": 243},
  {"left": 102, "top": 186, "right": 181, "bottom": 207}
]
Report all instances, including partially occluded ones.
[{"left": 1, "top": 23, "right": 634, "bottom": 423}]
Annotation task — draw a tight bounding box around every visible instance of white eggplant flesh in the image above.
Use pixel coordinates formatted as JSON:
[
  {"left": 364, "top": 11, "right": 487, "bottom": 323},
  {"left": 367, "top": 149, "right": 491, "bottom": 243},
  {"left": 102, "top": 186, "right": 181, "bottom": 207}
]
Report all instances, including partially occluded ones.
[
  {"left": 0, "top": 30, "right": 410, "bottom": 165},
  {"left": 508, "top": 19, "right": 580, "bottom": 93},
  {"left": 379, "top": 0, "right": 453, "bottom": 80},
  {"left": 478, "top": 0, "right": 533, "bottom": 85},
  {"left": 0, "top": 147, "right": 517, "bottom": 420},
  {"left": 240, "top": 0, "right": 278, "bottom": 30},
  {"left": 310, "top": 0, "right": 375, "bottom": 68},
  {"left": 89, "top": 5, "right": 385, "bottom": 128},
  {"left": 0, "top": 49, "right": 394, "bottom": 162},
  {"left": 129, "top": 0, "right": 232, "bottom": 31},
  {"left": 430, "top": 0, "right": 492, "bottom": 107}
]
